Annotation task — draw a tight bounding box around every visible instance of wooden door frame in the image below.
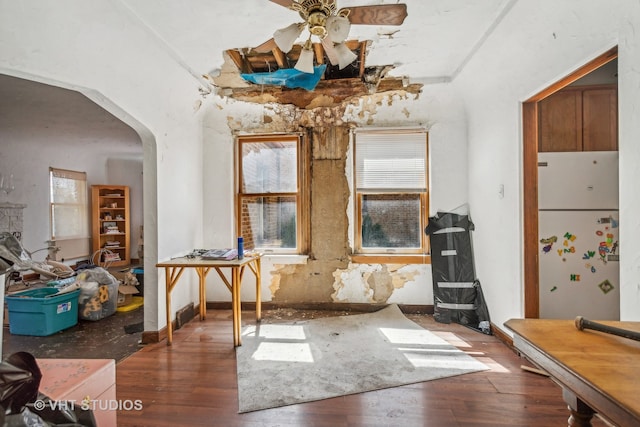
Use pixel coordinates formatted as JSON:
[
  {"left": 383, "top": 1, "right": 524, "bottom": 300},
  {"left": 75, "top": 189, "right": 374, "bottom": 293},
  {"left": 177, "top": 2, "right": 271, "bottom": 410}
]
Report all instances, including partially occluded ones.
[{"left": 522, "top": 46, "right": 618, "bottom": 318}]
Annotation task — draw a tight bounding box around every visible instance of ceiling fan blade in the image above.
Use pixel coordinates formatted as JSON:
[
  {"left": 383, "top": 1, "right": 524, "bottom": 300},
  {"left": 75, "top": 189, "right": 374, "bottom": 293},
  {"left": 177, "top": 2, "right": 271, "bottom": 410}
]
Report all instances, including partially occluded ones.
[
  {"left": 269, "top": 0, "right": 296, "bottom": 8},
  {"left": 343, "top": 4, "right": 408, "bottom": 26},
  {"left": 253, "top": 38, "right": 278, "bottom": 53}
]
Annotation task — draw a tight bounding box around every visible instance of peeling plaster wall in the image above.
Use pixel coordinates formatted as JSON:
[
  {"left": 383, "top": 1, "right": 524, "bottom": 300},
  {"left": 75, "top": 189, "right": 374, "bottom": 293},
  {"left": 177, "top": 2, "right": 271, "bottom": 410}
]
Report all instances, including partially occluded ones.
[
  {"left": 332, "top": 264, "right": 422, "bottom": 304},
  {"left": 202, "top": 83, "right": 466, "bottom": 306},
  {"left": 273, "top": 125, "right": 350, "bottom": 302}
]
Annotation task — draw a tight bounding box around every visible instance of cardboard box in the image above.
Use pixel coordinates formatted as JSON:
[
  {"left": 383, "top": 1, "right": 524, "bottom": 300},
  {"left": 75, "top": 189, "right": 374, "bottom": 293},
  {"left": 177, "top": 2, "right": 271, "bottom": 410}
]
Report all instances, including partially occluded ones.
[{"left": 117, "top": 284, "right": 139, "bottom": 307}]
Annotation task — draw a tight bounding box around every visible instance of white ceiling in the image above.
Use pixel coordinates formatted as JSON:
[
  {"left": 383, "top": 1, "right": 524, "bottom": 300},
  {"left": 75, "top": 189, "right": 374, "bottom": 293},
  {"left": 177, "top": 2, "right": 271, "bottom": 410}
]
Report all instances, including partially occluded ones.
[
  {"left": 120, "top": 0, "right": 514, "bottom": 82},
  {"left": 0, "top": 73, "right": 142, "bottom": 152},
  {"left": 0, "top": 0, "right": 621, "bottom": 146},
  {"left": 0, "top": 0, "right": 516, "bottom": 147}
]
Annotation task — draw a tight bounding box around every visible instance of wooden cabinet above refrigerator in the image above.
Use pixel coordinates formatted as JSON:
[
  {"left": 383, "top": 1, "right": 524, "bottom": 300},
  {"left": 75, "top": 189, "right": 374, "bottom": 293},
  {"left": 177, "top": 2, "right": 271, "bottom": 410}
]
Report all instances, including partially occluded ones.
[{"left": 538, "top": 85, "right": 617, "bottom": 152}]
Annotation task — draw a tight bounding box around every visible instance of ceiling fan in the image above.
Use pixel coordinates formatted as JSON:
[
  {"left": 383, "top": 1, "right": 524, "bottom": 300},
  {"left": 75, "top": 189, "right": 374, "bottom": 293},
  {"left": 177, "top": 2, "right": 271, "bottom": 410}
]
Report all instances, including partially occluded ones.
[{"left": 255, "top": 0, "right": 408, "bottom": 73}]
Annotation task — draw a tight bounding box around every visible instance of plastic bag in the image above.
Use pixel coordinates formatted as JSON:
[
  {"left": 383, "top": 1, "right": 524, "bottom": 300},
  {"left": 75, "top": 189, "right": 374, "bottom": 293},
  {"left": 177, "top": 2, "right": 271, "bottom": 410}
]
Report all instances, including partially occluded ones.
[
  {"left": 425, "top": 211, "right": 491, "bottom": 335},
  {"left": 75, "top": 267, "right": 119, "bottom": 321},
  {"left": 15, "top": 393, "right": 96, "bottom": 426},
  {"left": 241, "top": 64, "right": 327, "bottom": 91},
  {"left": 0, "top": 352, "right": 96, "bottom": 426},
  {"left": 0, "top": 352, "right": 41, "bottom": 414}
]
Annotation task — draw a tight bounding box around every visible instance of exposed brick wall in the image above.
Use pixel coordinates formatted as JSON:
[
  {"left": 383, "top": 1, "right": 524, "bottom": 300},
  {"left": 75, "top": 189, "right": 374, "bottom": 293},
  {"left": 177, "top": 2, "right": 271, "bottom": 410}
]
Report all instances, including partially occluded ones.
[
  {"left": 239, "top": 140, "right": 298, "bottom": 250},
  {"left": 362, "top": 194, "right": 421, "bottom": 247}
]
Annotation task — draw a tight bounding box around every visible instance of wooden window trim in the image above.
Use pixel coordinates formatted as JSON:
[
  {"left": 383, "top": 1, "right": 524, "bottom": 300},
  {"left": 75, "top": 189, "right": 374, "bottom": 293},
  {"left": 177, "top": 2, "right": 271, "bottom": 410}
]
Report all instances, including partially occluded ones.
[
  {"left": 352, "top": 130, "right": 430, "bottom": 256},
  {"left": 351, "top": 254, "right": 432, "bottom": 264},
  {"left": 236, "top": 134, "right": 309, "bottom": 254},
  {"left": 49, "top": 167, "right": 88, "bottom": 241}
]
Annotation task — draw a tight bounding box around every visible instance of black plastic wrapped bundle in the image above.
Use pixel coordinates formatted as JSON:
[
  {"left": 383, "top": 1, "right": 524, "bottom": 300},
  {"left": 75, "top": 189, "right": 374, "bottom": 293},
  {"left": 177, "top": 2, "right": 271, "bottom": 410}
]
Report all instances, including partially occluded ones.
[
  {"left": 0, "top": 352, "right": 96, "bottom": 426},
  {"left": 425, "top": 211, "right": 491, "bottom": 334}
]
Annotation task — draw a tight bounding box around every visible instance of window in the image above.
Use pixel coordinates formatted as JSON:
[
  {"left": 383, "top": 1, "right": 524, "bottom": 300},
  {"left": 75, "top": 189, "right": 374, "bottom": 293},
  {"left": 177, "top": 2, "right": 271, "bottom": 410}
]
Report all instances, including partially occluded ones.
[
  {"left": 49, "top": 168, "right": 89, "bottom": 241},
  {"left": 354, "top": 130, "right": 429, "bottom": 254},
  {"left": 237, "top": 134, "right": 308, "bottom": 254}
]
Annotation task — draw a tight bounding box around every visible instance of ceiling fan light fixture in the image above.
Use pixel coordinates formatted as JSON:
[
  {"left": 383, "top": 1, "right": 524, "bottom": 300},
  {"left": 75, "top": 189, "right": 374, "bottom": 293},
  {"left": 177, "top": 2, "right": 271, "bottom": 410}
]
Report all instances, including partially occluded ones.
[
  {"left": 307, "top": 11, "right": 328, "bottom": 38},
  {"left": 325, "top": 15, "right": 350, "bottom": 43},
  {"left": 294, "top": 38, "right": 316, "bottom": 74},
  {"left": 321, "top": 36, "right": 339, "bottom": 65},
  {"left": 334, "top": 42, "right": 357, "bottom": 69},
  {"left": 274, "top": 22, "right": 304, "bottom": 53}
]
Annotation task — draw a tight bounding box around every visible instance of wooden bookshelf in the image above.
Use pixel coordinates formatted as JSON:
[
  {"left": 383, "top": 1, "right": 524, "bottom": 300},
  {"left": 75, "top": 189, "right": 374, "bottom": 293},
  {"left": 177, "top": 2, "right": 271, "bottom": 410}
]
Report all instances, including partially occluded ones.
[{"left": 91, "top": 185, "right": 130, "bottom": 267}]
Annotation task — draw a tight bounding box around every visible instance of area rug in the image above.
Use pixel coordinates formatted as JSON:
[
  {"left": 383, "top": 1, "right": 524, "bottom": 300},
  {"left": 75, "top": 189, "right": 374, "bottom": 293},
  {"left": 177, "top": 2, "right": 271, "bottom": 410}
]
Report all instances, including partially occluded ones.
[{"left": 236, "top": 304, "right": 488, "bottom": 413}]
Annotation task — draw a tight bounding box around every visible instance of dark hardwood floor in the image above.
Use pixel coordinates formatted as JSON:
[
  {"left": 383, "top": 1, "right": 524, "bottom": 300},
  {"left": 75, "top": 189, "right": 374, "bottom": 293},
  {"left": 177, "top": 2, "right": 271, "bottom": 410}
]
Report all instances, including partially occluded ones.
[
  {"left": 2, "top": 307, "right": 143, "bottom": 361},
  {"left": 116, "top": 308, "right": 610, "bottom": 427}
]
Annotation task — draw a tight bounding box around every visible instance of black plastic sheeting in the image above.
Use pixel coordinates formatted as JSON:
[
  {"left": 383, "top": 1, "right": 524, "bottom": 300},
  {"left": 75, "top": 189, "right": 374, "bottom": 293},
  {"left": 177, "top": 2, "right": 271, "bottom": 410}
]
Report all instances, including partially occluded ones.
[
  {"left": 0, "top": 352, "right": 96, "bottom": 426},
  {"left": 425, "top": 211, "right": 491, "bottom": 334}
]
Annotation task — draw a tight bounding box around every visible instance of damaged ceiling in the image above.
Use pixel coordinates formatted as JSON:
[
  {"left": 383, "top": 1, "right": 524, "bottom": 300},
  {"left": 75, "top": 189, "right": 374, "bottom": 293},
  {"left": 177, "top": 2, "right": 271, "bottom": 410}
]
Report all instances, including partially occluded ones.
[
  {"left": 202, "top": 0, "right": 512, "bottom": 108},
  {"left": 128, "top": 0, "right": 512, "bottom": 107},
  {"left": 215, "top": 48, "right": 424, "bottom": 109},
  {"left": 1, "top": 0, "right": 514, "bottom": 110}
]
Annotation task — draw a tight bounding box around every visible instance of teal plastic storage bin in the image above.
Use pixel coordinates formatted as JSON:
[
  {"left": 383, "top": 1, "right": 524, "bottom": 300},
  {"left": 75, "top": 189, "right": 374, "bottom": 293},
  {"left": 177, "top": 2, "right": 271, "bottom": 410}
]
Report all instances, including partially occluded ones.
[{"left": 6, "top": 288, "right": 80, "bottom": 336}]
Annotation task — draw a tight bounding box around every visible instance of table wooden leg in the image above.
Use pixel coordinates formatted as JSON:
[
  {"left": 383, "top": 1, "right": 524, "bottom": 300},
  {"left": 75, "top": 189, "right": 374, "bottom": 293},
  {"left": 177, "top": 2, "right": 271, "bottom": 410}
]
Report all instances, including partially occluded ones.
[
  {"left": 195, "top": 267, "right": 211, "bottom": 320},
  {"left": 245, "top": 258, "right": 262, "bottom": 323},
  {"left": 201, "top": 273, "right": 206, "bottom": 319},
  {"left": 165, "top": 268, "right": 172, "bottom": 346},
  {"left": 255, "top": 257, "right": 261, "bottom": 322},
  {"left": 164, "top": 266, "right": 185, "bottom": 346},
  {"left": 232, "top": 266, "right": 242, "bottom": 346},
  {"left": 563, "top": 389, "right": 595, "bottom": 427}
]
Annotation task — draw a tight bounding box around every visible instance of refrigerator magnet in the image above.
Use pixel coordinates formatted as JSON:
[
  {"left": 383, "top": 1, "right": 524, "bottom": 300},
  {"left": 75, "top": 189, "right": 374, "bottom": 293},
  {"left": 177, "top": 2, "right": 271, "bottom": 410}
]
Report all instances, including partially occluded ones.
[{"left": 598, "top": 279, "right": 614, "bottom": 294}]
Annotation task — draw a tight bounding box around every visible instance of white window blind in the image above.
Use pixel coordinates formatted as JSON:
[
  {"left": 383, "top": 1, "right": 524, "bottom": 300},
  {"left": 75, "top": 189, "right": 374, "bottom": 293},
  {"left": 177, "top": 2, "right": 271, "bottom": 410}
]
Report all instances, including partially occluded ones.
[
  {"left": 49, "top": 168, "right": 88, "bottom": 240},
  {"left": 355, "top": 131, "right": 427, "bottom": 192}
]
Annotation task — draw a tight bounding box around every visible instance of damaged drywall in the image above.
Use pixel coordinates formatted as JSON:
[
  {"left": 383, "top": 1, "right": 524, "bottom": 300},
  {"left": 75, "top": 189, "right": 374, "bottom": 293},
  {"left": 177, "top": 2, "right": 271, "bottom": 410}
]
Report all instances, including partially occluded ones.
[
  {"left": 210, "top": 72, "right": 429, "bottom": 305},
  {"left": 331, "top": 264, "right": 421, "bottom": 303},
  {"left": 269, "top": 125, "right": 351, "bottom": 302},
  {"left": 212, "top": 52, "right": 422, "bottom": 110},
  {"left": 252, "top": 113, "right": 425, "bottom": 304}
]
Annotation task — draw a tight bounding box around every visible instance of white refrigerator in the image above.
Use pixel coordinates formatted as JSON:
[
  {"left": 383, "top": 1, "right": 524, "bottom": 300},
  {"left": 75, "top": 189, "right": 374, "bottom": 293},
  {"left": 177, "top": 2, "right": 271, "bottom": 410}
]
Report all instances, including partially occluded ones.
[{"left": 538, "top": 151, "right": 619, "bottom": 320}]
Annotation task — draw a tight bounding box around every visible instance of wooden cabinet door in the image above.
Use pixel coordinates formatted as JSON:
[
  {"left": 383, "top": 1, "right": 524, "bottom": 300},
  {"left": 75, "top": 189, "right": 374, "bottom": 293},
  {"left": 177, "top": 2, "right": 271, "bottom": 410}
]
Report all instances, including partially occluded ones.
[
  {"left": 582, "top": 88, "right": 618, "bottom": 151},
  {"left": 538, "top": 89, "right": 582, "bottom": 152}
]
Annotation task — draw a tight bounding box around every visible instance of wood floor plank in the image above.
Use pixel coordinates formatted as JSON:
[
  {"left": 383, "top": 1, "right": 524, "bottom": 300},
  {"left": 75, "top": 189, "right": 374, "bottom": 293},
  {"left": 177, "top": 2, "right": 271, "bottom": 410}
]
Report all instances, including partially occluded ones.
[{"left": 115, "top": 308, "right": 609, "bottom": 426}]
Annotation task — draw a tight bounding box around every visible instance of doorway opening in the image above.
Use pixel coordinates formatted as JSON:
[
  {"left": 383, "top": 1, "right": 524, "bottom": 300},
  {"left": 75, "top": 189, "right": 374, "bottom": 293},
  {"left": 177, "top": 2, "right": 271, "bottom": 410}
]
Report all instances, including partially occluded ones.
[{"left": 522, "top": 47, "right": 618, "bottom": 318}]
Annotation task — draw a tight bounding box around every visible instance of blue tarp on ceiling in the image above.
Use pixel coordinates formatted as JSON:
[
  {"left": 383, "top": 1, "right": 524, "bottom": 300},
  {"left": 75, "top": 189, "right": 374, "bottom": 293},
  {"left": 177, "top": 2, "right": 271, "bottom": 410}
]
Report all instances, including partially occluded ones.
[{"left": 241, "top": 65, "right": 327, "bottom": 91}]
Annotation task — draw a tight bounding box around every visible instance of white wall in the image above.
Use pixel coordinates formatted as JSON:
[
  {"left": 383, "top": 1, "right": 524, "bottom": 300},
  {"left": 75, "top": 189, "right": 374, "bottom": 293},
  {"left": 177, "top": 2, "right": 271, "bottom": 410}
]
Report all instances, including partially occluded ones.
[
  {"left": 616, "top": 1, "right": 640, "bottom": 321},
  {"left": 0, "top": 138, "right": 143, "bottom": 261},
  {"left": 0, "top": 0, "right": 206, "bottom": 331},
  {"left": 455, "top": 0, "right": 640, "bottom": 332}
]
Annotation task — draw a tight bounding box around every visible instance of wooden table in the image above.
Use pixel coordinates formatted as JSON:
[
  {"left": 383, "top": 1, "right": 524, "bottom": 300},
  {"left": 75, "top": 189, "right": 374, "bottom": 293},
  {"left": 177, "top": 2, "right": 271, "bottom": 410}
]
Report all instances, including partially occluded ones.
[
  {"left": 504, "top": 318, "right": 640, "bottom": 426},
  {"left": 156, "top": 254, "right": 261, "bottom": 346}
]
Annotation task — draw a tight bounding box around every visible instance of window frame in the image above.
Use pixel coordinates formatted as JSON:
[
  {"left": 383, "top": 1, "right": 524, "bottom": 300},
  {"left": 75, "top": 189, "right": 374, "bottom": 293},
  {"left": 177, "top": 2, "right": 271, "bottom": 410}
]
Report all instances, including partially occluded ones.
[
  {"left": 236, "top": 134, "right": 309, "bottom": 255},
  {"left": 49, "top": 167, "right": 89, "bottom": 241},
  {"left": 352, "top": 129, "right": 430, "bottom": 257}
]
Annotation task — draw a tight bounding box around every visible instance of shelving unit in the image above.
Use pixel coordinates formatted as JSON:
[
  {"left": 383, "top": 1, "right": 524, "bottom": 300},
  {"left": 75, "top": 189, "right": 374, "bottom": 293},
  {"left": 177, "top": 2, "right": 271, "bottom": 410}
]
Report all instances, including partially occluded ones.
[{"left": 91, "top": 185, "right": 130, "bottom": 267}]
